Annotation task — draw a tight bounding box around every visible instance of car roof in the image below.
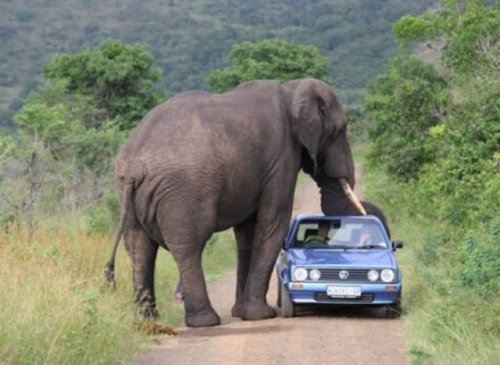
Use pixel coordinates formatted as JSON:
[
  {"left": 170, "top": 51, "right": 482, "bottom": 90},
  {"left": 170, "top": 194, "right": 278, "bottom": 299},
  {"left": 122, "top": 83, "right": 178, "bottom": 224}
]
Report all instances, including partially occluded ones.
[{"left": 293, "top": 214, "right": 384, "bottom": 225}]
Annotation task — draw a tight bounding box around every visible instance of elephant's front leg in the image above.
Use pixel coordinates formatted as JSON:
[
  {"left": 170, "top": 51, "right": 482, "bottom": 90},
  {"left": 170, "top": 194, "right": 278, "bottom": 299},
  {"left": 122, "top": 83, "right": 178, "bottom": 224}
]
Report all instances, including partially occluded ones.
[
  {"left": 241, "top": 210, "right": 291, "bottom": 321},
  {"left": 231, "top": 215, "right": 256, "bottom": 318},
  {"left": 124, "top": 227, "right": 159, "bottom": 318}
]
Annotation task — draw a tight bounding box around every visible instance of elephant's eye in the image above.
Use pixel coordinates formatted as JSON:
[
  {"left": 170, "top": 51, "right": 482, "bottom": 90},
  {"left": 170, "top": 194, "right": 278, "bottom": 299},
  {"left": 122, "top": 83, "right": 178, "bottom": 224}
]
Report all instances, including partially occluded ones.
[
  {"left": 332, "top": 124, "right": 346, "bottom": 140},
  {"left": 319, "top": 106, "right": 326, "bottom": 120}
]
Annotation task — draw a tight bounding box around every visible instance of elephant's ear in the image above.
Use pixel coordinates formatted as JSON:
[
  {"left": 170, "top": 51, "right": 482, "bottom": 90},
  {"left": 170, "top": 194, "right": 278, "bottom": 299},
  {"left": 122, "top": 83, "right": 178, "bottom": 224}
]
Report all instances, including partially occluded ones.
[{"left": 291, "top": 79, "right": 328, "bottom": 175}]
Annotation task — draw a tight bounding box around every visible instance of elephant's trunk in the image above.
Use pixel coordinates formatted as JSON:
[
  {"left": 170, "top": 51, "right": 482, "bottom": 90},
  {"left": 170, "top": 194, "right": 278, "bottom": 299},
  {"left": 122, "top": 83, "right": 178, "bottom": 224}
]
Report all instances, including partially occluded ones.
[{"left": 339, "top": 178, "right": 367, "bottom": 215}]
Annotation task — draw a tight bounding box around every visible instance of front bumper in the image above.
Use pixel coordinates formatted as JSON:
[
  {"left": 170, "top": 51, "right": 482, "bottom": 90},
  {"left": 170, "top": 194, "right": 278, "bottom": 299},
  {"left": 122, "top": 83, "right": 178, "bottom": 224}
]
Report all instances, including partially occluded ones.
[{"left": 286, "top": 282, "right": 402, "bottom": 305}]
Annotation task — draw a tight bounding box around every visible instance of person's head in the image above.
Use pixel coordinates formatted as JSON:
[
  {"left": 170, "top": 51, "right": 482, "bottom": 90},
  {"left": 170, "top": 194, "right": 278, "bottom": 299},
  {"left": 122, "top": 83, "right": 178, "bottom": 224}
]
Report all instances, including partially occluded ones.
[
  {"left": 359, "top": 230, "right": 372, "bottom": 245},
  {"left": 358, "top": 225, "right": 386, "bottom": 247},
  {"left": 318, "top": 221, "right": 330, "bottom": 238}
]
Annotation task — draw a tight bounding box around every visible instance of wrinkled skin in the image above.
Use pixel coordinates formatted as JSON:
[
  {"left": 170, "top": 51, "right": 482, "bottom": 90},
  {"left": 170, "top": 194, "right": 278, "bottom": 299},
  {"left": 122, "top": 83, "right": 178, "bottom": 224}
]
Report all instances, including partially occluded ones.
[{"left": 105, "top": 79, "right": 356, "bottom": 327}]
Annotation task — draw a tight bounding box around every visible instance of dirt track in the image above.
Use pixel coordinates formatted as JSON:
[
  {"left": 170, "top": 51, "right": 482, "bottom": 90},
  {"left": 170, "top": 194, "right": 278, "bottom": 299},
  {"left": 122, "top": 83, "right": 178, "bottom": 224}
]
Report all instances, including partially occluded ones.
[{"left": 137, "top": 171, "right": 408, "bottom": 365}]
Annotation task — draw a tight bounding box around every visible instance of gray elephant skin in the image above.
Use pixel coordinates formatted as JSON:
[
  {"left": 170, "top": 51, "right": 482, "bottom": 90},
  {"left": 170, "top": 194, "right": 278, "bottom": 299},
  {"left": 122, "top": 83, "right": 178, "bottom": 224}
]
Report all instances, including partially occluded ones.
[{"left": 105, "top": 78, "right": 356, "bottom": 327}]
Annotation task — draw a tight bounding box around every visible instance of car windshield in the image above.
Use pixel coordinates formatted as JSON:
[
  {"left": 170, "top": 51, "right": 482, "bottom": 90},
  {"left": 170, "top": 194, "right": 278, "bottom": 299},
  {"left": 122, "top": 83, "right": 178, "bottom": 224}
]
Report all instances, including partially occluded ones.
[{"left": 293, "top": 219, "right": 388, "bottom": 249}]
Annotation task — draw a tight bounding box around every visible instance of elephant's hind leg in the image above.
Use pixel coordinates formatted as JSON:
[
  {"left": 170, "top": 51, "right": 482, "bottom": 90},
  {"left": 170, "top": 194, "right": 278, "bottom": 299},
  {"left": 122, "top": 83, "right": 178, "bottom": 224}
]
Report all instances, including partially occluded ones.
[
  {"left": 124, "top": 224, "right": 159, "bottom": 318},
  {"left": 158, "top": 205, "right": 221, "bottom": 327}
]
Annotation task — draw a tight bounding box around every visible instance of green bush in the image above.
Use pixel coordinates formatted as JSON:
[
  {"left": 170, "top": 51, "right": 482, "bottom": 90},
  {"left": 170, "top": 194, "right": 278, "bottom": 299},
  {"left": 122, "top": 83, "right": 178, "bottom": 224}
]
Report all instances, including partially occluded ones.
[
  {"left": 206, "top": 39, "right": 330, "bottom": 92},
  {"left": 104, "top": 192, "right": 120, "bottom": 227},
  {"left": 364, "top": 55, "right": 449, "bottom": 180},
  {"left": 363, "top": 161, "right": 500, "bottom": 364},
  {"left": 43, "top": 40, "right": 164, "bottom": 131},
  {"left": 456, "top": 219, "right": 500, "bottom": 299},
  {"left": 83, "top": 203, "right": 113, "bottom": 235}
]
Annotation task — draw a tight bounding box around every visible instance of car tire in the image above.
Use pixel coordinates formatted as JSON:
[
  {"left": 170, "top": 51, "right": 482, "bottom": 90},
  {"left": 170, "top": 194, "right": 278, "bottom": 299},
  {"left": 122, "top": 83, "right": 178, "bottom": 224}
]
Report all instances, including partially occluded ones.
[
  {"left": 384, "top": 303, "right": 402, "bottom": 319},
  {"left": 281, "top": 281, "right": 295, "bottom": 318}
]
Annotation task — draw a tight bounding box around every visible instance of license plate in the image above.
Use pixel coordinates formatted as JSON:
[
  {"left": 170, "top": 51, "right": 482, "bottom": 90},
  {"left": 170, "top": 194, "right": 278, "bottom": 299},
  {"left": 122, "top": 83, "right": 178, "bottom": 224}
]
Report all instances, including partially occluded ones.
[{"left": 327, "top": 286, "right": 361, "bottom": 298}]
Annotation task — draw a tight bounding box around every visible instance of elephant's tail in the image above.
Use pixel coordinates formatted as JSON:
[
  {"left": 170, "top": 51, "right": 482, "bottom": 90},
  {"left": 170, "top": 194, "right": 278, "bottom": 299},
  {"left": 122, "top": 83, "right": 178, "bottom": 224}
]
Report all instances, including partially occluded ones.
[{"left": 104, "top": 181, "right": 134, "bottom": 290}]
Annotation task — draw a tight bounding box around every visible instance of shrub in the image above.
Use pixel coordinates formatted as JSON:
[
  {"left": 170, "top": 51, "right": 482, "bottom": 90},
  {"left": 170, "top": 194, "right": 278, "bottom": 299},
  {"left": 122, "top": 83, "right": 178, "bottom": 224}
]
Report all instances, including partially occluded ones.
[
  {"left": 456, "top": 218, "right": 500, "bottom": 299},
  {"left": 83, "top": 203, "right": 113, "bottom": 235},
  {"left": 364, "top": 55, "right": 449, "bottom": 180}
]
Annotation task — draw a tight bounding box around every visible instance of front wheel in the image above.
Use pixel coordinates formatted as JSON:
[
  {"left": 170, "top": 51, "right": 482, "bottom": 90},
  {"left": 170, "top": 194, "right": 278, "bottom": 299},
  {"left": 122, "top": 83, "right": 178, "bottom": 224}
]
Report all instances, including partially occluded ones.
[
  {"left": 383, "top": 303, "right": 402, "bottom": 318},
  {"left": 280, "top": 281, "right": 295, "bottom": 318},
  {"left": 276, "top": 278, "right": 282, "bottom": 308}
]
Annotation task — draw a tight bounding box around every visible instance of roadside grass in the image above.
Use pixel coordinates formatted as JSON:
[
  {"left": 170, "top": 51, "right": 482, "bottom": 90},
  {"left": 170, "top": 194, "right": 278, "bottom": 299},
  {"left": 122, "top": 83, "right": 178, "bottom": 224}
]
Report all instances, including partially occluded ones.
[
  {"left": 0, "top": 218, "right": 236, "bottom": 365},
  {"left": 360, "top": 150, "right": 500, "bottom": 365},
  {"left": 380, "top": 209, "right": 500, "bottom": 365}
]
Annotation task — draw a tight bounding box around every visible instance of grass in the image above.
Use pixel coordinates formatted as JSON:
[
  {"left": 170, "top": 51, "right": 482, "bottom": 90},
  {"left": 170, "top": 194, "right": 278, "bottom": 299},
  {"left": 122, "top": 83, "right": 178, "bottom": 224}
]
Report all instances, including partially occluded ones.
[
  {"left": 381, "top": 211, "right": 500, "bottom": 365},
  {"left": 359, "top": 145, "right": 500, "bottom": 365},
  {"left": 0, "top": 218, "right": 236, "bottom": 364}
]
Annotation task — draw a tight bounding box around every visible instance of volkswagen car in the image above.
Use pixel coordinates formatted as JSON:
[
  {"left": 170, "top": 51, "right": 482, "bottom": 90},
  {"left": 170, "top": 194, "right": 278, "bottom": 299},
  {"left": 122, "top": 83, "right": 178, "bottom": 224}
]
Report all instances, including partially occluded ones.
[{"left": 276, "top": 214, "right": 403, "bottom": 318}]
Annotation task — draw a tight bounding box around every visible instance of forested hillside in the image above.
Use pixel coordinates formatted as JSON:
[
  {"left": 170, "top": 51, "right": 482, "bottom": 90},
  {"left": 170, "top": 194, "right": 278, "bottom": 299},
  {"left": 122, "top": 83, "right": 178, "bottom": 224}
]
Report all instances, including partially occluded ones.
[{"left": 0, "top": 0, "right": 436, "bottom": 124}]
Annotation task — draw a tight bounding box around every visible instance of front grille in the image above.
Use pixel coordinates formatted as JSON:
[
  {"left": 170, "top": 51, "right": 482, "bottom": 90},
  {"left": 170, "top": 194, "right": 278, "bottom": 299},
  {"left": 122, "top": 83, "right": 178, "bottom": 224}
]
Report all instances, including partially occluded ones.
[
  {"left": 319, "top": 268, "right": 371, "bottom": 282},
  {"left": 314, "top": 292, "right": 374, "bottom": 303}
]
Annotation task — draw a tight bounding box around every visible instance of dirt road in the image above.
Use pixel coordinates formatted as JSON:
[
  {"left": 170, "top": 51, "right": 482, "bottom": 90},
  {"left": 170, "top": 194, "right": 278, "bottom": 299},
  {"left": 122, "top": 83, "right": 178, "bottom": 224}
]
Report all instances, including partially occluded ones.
[{"left": 137, "top": 172, "right": 408, "bottom": 365}]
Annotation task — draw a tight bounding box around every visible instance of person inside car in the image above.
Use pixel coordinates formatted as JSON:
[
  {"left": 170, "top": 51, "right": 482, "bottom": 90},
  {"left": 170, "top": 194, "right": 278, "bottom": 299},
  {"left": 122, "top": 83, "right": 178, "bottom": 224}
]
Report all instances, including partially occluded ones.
[
  {"left": 357, "top": 226, "right": 386, "bottom": 248},
  {"left": 304, "top": 221, "right": 330, "bottom": 246}
]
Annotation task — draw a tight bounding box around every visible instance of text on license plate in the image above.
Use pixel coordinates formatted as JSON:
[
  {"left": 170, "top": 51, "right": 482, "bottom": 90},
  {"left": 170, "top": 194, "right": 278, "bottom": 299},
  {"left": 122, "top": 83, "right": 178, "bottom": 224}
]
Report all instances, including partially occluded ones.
[{"left": 327, "top": 286, "right": 361, "bottom": 298}]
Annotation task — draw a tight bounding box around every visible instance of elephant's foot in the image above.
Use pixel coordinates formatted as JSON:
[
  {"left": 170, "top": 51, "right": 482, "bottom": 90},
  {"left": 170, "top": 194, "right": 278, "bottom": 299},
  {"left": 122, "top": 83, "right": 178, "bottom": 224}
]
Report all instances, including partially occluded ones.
[
  {"left": 138, "top": 305, "right": 159, "bottom": 319},
  {"left": 135, "top": 289, "right": 159, "bottom": 318},
  {"left": 242, "top": 302, "right": 276, "bottom": 321},
  {"left": 185, "top": 308, "right": 221, "bottom": 327},
  {"left": 231, "top": 302, "right": 245, "bottom": 318}
]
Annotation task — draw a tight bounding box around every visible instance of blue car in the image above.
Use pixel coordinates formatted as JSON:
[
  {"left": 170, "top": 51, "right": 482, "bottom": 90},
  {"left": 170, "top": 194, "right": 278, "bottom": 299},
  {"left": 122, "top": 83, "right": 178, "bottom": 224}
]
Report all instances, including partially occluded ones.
[{"left": 276, "top": 214, "right": 403, "bottom": 318}]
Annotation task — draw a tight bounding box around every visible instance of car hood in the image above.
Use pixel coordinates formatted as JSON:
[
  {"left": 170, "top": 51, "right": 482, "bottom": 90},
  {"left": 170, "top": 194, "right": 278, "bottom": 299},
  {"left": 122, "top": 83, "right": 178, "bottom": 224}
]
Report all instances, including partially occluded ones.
[{"left": 288, "top": 248, "right": 396, "bottom": 268}]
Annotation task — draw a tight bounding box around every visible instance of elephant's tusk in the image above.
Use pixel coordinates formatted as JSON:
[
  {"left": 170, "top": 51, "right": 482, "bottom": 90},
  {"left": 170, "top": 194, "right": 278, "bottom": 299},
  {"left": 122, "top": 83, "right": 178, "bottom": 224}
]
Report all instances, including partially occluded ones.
[{"left": 339, "top": 178, "right": 367, "bottom": 215}]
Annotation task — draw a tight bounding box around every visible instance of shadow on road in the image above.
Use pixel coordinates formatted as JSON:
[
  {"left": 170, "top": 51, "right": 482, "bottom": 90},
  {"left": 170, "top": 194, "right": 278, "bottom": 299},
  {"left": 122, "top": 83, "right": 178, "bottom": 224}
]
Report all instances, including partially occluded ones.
[
  {"left": 178, "top": 323, "right": 292, "bottom": 338},
  {"left": 293, "top": 305, "right": 390, "bottom": 320}
]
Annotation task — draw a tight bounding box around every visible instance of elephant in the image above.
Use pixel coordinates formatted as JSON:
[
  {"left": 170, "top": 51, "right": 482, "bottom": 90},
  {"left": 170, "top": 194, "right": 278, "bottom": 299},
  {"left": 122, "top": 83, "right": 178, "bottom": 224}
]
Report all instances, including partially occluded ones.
[{"left": 104, "top": 78, "right": 364, "bottom": 327}]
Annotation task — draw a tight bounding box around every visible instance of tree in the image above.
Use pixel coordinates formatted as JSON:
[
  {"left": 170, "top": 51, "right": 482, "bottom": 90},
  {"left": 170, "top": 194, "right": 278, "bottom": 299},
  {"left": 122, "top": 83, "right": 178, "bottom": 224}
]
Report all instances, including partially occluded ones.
[
  {"left": 0, "top": 134, "right": 14, "bottom": 164},
  {"left": 364, "top": 55, "right": 449, "bottom": 180},
  {"left": 0, "top": 79, "right": 126, "bottom": 233},
  {"left": 354, "top": 3, "right": 500, "bottom": 362},
  {"left": 0, "top": 40, "right": 162, "bottom": 233},
  {"left": 206, "top": 39, "right": 330, "bottom": 92},
  {"left": 43, "top": 40, "right": 164, "bottom": 130},
  {"left": 393, "top": 0, "right": 499, "bottom": 79}
]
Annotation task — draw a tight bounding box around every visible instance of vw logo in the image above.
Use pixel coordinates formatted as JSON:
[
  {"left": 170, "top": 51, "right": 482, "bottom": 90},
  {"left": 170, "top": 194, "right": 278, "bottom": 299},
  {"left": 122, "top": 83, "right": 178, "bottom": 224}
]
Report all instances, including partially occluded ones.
[{"left": 339, "top": 270, "right": 349, "bottom": 280}]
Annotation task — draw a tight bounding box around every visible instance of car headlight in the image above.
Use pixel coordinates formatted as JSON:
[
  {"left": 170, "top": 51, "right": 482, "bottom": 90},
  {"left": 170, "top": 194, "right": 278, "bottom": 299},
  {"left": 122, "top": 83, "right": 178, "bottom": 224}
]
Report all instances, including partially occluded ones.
[
  {"left": 293, "top": 267, "right": 308, "bottom": 281},
  {"left": 309, "top": 269, "right": 321, "bottom": 281},
  {"left": 381, "top": 269, "right": 395, "bottom": 283},
  {"left": 367, "top": 269, "right": 379, "bottom": 282}
]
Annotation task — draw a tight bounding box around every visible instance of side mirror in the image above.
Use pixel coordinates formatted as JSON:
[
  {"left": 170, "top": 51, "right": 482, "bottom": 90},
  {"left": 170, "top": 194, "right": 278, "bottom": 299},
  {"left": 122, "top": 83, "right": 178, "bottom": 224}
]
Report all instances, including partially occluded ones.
[{"left": 392, "top": 240, "right": 404, "bottom": 250}]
